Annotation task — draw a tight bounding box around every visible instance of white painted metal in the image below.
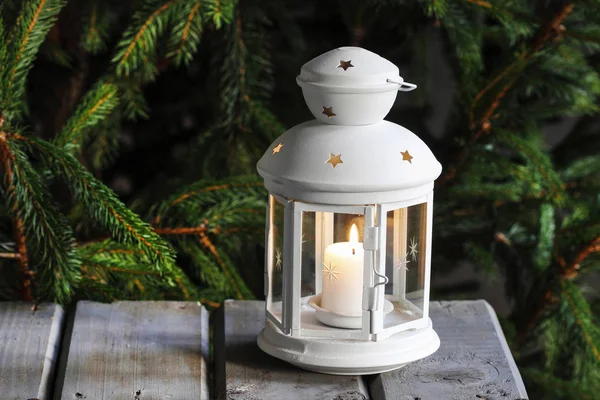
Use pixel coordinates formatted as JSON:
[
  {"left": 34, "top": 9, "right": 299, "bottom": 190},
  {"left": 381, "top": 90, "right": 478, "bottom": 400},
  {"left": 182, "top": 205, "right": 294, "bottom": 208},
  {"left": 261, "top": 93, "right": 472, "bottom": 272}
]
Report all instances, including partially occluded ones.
[
  {"left": 290, "top": 202, "right": 303, "bottom": 336},
  {"left": 266, "top": 195, "right": 284, "bottom": 331},
  {"left": 258, "top": 318, "right": 440, "bottom": 375},
  {"left": 258, "top": 46, "right": 442, "bottom": 375},
  {"left": 258, "top": 121, "right": 441, "bottom": 205},
  {"left": 423, "top": 192, "right": 435, "bottom": 321},
  {"left": 296, "top": 47, "right": 416, "bottom": 125}
]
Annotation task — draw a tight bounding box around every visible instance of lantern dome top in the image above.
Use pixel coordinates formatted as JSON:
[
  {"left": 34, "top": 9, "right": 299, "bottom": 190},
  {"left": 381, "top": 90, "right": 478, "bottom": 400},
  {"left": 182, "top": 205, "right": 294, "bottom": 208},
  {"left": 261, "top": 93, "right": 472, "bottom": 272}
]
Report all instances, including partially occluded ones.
[
  {"left": 257, "top": 120, "right": 442, "bottom": 205},
  {"left": 297, "top": 47, "right": 412, "bottom": 93},
  {"left": 296, "top": 47, "right": 417, "bottom": 125}
]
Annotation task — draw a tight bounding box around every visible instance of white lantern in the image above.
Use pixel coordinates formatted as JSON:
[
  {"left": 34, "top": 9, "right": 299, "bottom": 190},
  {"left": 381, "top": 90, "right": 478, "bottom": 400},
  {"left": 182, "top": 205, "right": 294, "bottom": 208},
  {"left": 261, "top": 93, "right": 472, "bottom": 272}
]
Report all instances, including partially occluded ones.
[{"left": 256, "top": 47, "right": 442, "bottom": 375}]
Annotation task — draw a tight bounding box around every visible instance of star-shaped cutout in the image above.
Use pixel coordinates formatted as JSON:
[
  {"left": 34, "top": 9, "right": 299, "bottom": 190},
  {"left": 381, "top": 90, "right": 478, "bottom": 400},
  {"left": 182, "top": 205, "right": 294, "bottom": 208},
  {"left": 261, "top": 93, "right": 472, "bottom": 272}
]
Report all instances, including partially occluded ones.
[
  {"left": 401, "top": 150, "right": 413, "bottom": 163},
  {"left": 326, "top": 153, "right": 343, "bottom": 168},
  {"left": 322, "top": 106, "right": 336, "bottom": 118},
  {"left": 272, "top": 143, "right": 283, "bottom": 154},
  {"left": 338, "top": 60, "right": 354, "bottom": 71},
  {"left": 322, "top": 262, "right": 341, "bottom": 283},
  {"left": 395, "top": 256, "right": 410, "bottom": 272},
  {"left": 409, "top": 237, "right": 419, "bottom": 261},
  {"left": 275, "top": 247, "right": 282, "bottom": 270}
]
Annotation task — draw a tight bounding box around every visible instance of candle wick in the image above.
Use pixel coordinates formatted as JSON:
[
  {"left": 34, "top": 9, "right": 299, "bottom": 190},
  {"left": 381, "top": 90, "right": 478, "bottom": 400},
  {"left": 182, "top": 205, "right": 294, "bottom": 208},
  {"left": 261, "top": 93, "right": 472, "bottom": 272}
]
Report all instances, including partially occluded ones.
[{"left": 352, "top": 248, "right": 355, "bottom": 255}]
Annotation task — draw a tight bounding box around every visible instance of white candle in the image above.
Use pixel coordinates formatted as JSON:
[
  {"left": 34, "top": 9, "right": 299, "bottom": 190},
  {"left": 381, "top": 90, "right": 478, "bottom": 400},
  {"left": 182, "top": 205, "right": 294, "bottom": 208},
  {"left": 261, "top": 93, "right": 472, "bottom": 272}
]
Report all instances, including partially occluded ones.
[{"left": 321, "top": 224, "right": 364, "bottom": 316}]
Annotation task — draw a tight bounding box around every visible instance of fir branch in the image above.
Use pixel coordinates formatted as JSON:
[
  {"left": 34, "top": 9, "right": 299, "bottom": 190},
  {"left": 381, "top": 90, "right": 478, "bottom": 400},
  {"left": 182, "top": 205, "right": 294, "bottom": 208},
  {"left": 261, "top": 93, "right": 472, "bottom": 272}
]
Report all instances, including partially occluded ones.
[
  {"left": 112, "top": 0, "right": 178, "bottom": 77},
  {"left": 199, "top": 233, "right": 244, "bottom": 299},
  {"left": 563, "top": 235, "right": 600, "bottom": 278},
  {"left": 199, "top": 298, "right": 221, "bottom": 308},
  {"left": 155, "top": 226, "right": 207, "bottom": 235},
  {"left": 495, "top": 130, "right": 566, "bottom": 205},
  {"left": 0, "top": 129, "right": 32, "bottom": 301},
  {"left": 0, "top": 132, "right": 80, "bottom": 304},
  {"left": 205, "top": 0, "right": 235, "bottom": 29},
  {"left": 2, "top": 0, "right": 65, "bottom": 116},
  {"left": 88, "top": 110, "right": 121, "bottom": 170},
  {"left": 171, "top": 181, "right": 263, "bottom": 206},
  {"left": 167, "top": 0, "right": 203, "bottom": 66},
  {"left": 13, "top": 217, "right": 31, "bottom": 300},
  {"left": 533, "top": 204, "right": 555, "bottom": 271},
  {"left": 522, "top": 368, "right": 595, "bottom": 400},
  {"left": 469, "top": 3, "right": 574, "bottom": 127},
  {"left": 54, "top": 80, "right": 119, "bottom": 148},
  {"left": 152, "top": 176, "right": 263, "bottom": 224},
  {"left": 518, "top": 234, "right": 600, "bottom": 343},
  {"left": 78, "top": 239, "right": 196, "bottom": 300},
  {"left": 12, "top": 134, "right": 175, "bottom": 269},
  {"left": 464, "top": 0, "right": 491, "bottom": 9},
  {"left": 81, "top": 0, "right": 111, "bottom": 54},
  {"left": 560, "top": 279, "right": 600, "bottom": 362},
  {"left": 439, "top": 2, "right": 576, "bottom": 185}
]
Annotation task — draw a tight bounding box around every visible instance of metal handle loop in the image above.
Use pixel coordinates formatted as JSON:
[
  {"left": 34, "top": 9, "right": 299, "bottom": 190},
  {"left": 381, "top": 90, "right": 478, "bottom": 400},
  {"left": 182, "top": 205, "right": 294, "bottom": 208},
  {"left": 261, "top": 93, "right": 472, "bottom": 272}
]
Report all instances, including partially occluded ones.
[
  {"left": 387, "top": 78, "right": 418, "bottom": 92},
  {"left": 373, "top": 266, "right": 389, "bottom": 288}
]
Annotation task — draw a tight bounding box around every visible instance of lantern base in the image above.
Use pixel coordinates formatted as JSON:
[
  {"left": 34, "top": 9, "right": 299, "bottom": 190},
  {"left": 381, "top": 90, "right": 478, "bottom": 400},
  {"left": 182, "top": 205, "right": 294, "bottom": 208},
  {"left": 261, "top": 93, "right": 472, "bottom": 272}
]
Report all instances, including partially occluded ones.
[{"left": 257, "top": 318, "right": 440, "bottom": 375}]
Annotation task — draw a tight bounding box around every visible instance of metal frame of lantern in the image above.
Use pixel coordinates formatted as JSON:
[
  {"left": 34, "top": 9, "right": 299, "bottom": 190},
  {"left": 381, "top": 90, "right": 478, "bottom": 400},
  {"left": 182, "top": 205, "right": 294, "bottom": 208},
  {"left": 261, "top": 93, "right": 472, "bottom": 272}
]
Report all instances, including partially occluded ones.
[
  {"left": 259, "top": 194, "right": 438, "bottom": 374},
  {"left": 257, "top": 47, "right": 441, "bottom": 375}
]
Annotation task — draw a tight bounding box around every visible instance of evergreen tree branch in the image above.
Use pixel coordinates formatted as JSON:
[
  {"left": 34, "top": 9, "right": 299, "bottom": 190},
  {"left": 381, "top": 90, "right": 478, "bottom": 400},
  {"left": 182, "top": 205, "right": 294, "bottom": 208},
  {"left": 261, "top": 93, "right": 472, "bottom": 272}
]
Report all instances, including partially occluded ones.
[
  {"left": 81, "top": 0, "right": 110, "bottom": 53},
  {"left": 12, "top": 134, "right": 175, "bottom": 269},
  {"left": 167, "top": 0, "right": 203, "bottom": 66},
  {"left": 560, "top": 279, "right": 600, "bottom": 362},
  {"left": 522, "top": 368, "right": 595, "bottom": 399},
  {"left": 563, "top": 235, "right": 600, "bottom": 278},
  {"left": 54, "top": 81, "right": 119, "bottom": 148},
  {"left": 0, "top": 132, "right": 80, "bottom": 304},
  {"left": 469, "top": 3, "right": 574, "bottom": 127},
  {"left": 171, "top": 181, "right": 263, "bottom": 206},
  {"left": 198, "top": 233, "right": 244, "bottom": 299},
  {"left": 3, "top": 0, "right": 65, "bottom": 116},
  {"left": 439, "top": 2, "right": 575, "bottom": 186},
  {"left": 518, "top": 234, "right": 600, "bottom": 343},
  {"left": 464, "top": 0, "right": 491, "bottom": 9},
  {"left": 0, "top": 126, "right": 32, "bottom": 301},
  {"left": 13, "top": 217, "right": 31, "bottom": 301},
  {"left": 112, "top": 0, "right": 178, "bottom": 77},
  {"left": 155, "top": 226, "right": 207, "bottom": 235}
]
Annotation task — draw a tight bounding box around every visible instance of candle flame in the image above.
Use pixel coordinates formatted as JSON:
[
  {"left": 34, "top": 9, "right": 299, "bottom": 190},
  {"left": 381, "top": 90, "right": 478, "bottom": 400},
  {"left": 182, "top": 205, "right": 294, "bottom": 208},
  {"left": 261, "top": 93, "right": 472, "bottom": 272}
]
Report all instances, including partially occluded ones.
[{"left": 349, "top": 224, "right": 358, "bottom": 244}]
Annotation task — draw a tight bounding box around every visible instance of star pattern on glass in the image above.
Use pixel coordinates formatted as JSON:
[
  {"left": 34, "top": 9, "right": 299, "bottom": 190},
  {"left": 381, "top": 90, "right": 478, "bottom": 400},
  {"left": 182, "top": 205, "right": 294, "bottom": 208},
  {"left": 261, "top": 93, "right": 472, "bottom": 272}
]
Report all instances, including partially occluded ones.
[
  {"left": 401, "top": 150, "right": 413, "bottom": 163},
  {"left": 322, "top": 262, "right": 341, "bottom": 283},
  {"left": 326, "top": 153, "right": 343, "bottom": 168},
  {"left": 338, "top": 60, "right": 354, "bottom": 71},
  {"left": 275, "top": 247, "right": 283, "bottom": 270},
  {"left": 272, "top": 143, "right": 283, "bottom": 154},
  {"left": 395, "top": 256, "right": 410, "bottom": 272},
  {"left": 409, "top": 237, "right": 419, "bottom": 261},
  {"left": 322, "top": 106, "right": 336, "bottom": 118}
]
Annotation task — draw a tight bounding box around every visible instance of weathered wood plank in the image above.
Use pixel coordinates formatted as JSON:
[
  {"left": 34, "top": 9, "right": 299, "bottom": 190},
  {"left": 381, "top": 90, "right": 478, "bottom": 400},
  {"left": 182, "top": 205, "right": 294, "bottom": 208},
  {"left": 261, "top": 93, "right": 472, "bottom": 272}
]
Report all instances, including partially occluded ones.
[
  {"left": 370, "top": 300, "right": 529, "bottom": 400},
  {"left": 54, "top": 301, "right": 209, "bottom": 400},
  {"left": 0, "top": 303, "right": 64, "bottom": 400},
  {"left": 215, "top": 300, "right": 369, "bottom": 400}
]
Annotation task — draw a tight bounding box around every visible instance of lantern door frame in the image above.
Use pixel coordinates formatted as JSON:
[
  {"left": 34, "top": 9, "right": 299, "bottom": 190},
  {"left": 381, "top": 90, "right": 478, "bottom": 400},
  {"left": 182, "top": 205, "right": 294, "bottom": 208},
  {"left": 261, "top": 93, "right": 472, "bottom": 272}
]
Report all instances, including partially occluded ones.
[
  {"left": 281, "top": 199, "right": 376, "bottom": 340},
  {"left": 371, "top": 192, "right": 434, "bottom": 341}
]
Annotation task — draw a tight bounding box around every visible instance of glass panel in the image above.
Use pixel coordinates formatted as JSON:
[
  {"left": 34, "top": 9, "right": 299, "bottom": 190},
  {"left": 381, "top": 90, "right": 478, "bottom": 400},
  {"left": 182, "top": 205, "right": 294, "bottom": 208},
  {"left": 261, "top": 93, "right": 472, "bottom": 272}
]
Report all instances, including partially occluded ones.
[
  {"left": 383, "top": 202, "right": 427, "bottom": 329},
  {"left": 301, "top": 212, "right": 316, "bottom": 298},
  {"left": 300, "top": 211, "right": 366, "bottom": 334},
  {"left": 267, "top": 196, "right": 285, "bottom": 323},
  {"left": 322, "top": 212, "right": 365, "bottom": 318}
]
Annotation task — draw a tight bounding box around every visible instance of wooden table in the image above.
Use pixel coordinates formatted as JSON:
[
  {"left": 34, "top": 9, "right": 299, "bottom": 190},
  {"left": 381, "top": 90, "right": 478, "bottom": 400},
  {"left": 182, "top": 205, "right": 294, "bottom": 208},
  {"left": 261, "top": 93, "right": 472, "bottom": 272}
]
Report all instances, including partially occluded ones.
[{"left": 0, "top": 300, "right": 528, "bottom": 399}]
